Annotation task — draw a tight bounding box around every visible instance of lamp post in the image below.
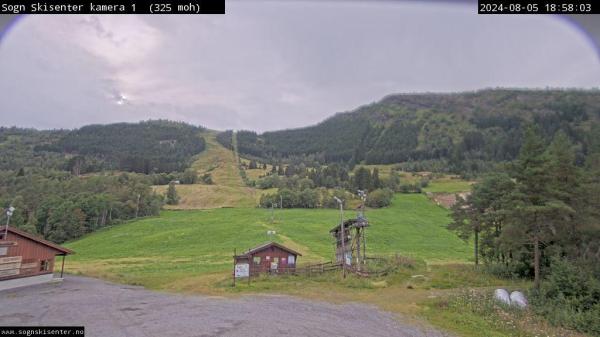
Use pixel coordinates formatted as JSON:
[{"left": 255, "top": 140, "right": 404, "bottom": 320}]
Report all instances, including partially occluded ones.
[
  {"left": 357, "top": 190, "right": 368, "bottom": 268},
  {"left": 4, "top": 206, "right": 15, "bottom": 239},
  {"left": 357, "top": 190, "right": 367, "bottom": 218},
  {"left": 333, "top": 196, "right": 345, "bottom": 278}
]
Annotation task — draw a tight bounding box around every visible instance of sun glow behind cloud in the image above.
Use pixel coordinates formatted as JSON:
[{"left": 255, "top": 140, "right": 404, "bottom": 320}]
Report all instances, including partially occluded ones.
[{"left": 0, "top": 1, "right": 599, "bottom": 131}]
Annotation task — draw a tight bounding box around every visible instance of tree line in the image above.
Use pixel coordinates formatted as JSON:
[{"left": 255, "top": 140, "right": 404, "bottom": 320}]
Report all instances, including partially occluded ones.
[
  {"left": 448, "top": 125, "right": 600, "bottom": 334},
  {"left": 0, "top": 121, "right": 210, "bottom": 243},
  {"left": 0, "top": 169, "right": 164, "bottom": 243},
  {"left": 251, "top": 160, "right": 426, "bottom": 209},
  {"left": 37, "top": 120, "right": 206, "bottom": 174}
]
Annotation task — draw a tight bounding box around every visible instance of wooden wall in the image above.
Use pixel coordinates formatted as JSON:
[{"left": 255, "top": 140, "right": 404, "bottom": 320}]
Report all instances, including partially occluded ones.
[
  {"left": 247, "top": 246, "right": 297, "bottom": 275},
  {"left": 0, "top": 231, "right": 60, "bottom": 281}
]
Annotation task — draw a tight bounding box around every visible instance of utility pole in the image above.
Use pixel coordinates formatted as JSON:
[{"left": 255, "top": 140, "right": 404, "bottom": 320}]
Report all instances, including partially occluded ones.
[
  {"left": 334, "top": 197, "right": 345, "bottom": 278},
  {"left": 134, "top": 193, "right": 141, "bottom": 218},
  {"left": 357, "top": 190, "right": 367, "bottom": 265},
  {"left": 270, "top": 203, "right": 277, "bottom": 224}
]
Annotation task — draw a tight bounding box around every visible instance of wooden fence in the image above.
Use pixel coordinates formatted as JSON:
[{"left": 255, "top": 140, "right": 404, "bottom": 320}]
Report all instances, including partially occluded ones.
[
  {"left": 248, "top": 254, "right": 413, "bottom": 279},
  {"left": 295, "top": 261, "right": 342, "bottom": 276}
]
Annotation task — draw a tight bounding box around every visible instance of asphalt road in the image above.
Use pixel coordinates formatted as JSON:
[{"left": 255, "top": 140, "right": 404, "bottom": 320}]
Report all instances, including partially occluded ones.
[{"left": 0, "top": 276, "right": 449, "bottom": 337}]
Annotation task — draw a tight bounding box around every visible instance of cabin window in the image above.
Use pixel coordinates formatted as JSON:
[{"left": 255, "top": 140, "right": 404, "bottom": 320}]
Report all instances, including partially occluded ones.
[
  {"left": 273, "top": 257, "right": 279, "bottom": 263},
  {"left": 288, "top": 255, "right": 295, "bottom": 265},
  {"left": 0, "top": 247, "right": 7, "bottom": 256},
  {"left": 40, "top": 260, "right": 49, "bottom": 271},
  {"left": 253, "top": 256, "right": 261, "bottom": 265}
]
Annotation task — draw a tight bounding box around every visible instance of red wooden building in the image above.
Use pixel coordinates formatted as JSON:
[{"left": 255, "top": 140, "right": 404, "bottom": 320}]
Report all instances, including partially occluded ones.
[
  {"left": 0, "top": 226, "right": 73, "bottom": 291},
  {"left": 234, "top": 242, "right": 301, "bottom": 277}
]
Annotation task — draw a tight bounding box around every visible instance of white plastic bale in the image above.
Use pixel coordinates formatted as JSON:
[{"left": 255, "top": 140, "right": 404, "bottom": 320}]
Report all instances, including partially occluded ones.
[
  {"left": 494, "top": 288, "right": 511, "bottom": 305},
  {"left": 510, "top": 291, "right": 528, "bottom": 308}
]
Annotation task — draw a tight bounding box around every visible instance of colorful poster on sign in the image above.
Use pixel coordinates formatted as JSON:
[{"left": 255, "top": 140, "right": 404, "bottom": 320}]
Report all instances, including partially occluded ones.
[
  {"left": 345, "top": 252, "right": 352, "bottom": 266},
  {"left": 234, "top": 263, "right": 249, "bottom": 278}
]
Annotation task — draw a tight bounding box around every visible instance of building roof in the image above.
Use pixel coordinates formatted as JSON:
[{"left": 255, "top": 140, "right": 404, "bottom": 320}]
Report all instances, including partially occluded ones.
[
  {"left": 1, "top": 226, "right": 73, "bottom": 255},
  {"left": 330, "top": 217, "right": 369, "bottom": 233},
  {"left": 236, "top": 242, "right": 302, "bottom": 258}
]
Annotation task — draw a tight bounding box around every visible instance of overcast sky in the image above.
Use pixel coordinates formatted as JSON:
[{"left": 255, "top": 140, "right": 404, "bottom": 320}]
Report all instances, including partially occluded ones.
[{"left": 0, "top": 1, "right": 599, "bottom": 132}]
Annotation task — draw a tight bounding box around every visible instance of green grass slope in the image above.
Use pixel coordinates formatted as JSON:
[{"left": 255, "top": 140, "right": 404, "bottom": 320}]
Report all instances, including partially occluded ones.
[{"left": 65, "top": 194, "right": 470, "bottom": 288}]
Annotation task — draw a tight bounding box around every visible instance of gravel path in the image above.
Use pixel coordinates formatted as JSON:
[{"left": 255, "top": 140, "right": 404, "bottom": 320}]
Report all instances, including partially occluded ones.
[{"left": 0, "top": 276, "right": 449, "bottom": 337}]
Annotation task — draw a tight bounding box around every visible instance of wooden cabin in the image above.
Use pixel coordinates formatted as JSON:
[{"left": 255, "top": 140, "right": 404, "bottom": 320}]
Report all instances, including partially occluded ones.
[
  {"left": 330, "top": 216, "right": 369, "bottom": 268},
  {"left": 234, "top": 242, "right": 301, "bottom": 277},
  {"left": 0, "top": 226, "right": 73, "bottom": 291}
]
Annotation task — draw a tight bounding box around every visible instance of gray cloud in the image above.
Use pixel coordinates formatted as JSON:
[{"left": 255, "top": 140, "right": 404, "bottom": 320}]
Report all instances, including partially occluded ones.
[{"left": 0, "top": 1, "right": 599, "bottom": 132}]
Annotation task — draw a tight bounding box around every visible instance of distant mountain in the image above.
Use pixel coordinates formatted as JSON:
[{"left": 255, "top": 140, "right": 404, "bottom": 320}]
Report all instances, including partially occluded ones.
[
  {"left": 33, "top": 120, "right": 206, "bottom": 174},
  {"left": 223, "top": 89, "right": 600, "bottom": 172}
]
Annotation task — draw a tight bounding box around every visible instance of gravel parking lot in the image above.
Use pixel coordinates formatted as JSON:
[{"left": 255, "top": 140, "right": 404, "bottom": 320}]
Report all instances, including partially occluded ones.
[{"left": 0, "top": 276, "right": 448, "bottom": 337}]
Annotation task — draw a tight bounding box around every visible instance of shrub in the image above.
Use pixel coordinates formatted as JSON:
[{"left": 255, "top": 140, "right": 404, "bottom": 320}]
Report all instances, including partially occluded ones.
[
  {"left": 398, "top": 183, "right": 422, "bottom": 193},
  {"left": 181, "top": 169, "right": 198, "bottom": 184},
  {"left": 366, "top": 188, "right": 393, "bottom": 208},
  {"left": 201, "top": 173, "right": 213, "bottom": 185},
  {"left": 298, "top": 189, "right": 319, "bottom": 208},
  {"left": 530, "top": 258, "right": 600, "bottom": 336},
  {"left": 257, "top": 174, "right": 280, "bottom": 189},
  {"left": 165, "top": 182, "right": 179, "bottom": 205}
]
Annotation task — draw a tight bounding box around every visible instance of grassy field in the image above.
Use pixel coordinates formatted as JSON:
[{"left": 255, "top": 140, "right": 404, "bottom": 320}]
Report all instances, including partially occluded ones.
[
  {"left": 422, "top": 177, "right": 473, "bottom": 193},
  {"left": 66, "top": 138, "right": 583, "bottom": 336},
  {"left": 69, "top": 139, "right": 572, "bottom": 337},
  {"left": 65, "top": 194, "right": 471, "bottom": 288},
  {"left": 65, "top": 187, "right": 573, "bottom": 336}
]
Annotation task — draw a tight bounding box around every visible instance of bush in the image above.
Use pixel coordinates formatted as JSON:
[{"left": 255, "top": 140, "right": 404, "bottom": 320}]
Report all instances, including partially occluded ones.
[
  {"left": 483, "top": 262, "right": 531, "bottom": 280},
  {"left": 165, "top": 182, "right": 179, "bottom": 205},
  {"left": 297, "top": 189, "right": 319, "bottom": 208},
  {"left": 365, "top": 188, "right": 393, "bottom": 208},
  {"left": 530, "top": 258, "right": 600, "bottom": 336},
  {"left": 201, "top": 173, "right": 213, "bottom": 185},
  {"left": 257, "top": 174, "right": 280, "bottom": 189},
  {"left": 398, "top": 183, "right": 421, "bottom": 193},
  {"left": 181, "top": 169, "right": 198, "bottom": 184}
]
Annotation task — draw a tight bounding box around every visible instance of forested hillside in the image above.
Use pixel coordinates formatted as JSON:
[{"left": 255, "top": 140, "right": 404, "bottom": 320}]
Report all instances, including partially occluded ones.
[
  {"left": 223, "top": 89, "right": 600, "bottom": 174},
  {"left": 0, "top": 171, "right": 162, "bottom": 243},
  {"left": 0, "top": 127, "right": 68, "bottom": 171},
  {"left": 38, "top": 120, "right": 206, "bottom": 174},
  {"left": 0, "top": 120, "right": 206, "bottom": 243}
]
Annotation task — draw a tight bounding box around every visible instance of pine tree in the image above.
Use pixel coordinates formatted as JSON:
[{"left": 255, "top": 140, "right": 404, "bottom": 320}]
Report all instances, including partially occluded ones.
[
  {"left": 166, "top": 182, "right": 179, "bottom": 205},
  {"left": 506, "top": 126, "right": 574, "bottom": 289},
  {"left": 448, "top": 173, "right": 515, "bottom": 266},
  {"left": 372, "top": 168, "right": 381, "bottom": 189},
  {"left": 448, "top": 196, "right": 481, "bottom": 265},
  {"left": 353, "top": 167, "right": 372, "bottom": 191},
  {"left": 284, "top": 165, "right": 295, "bottom": 177}
]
